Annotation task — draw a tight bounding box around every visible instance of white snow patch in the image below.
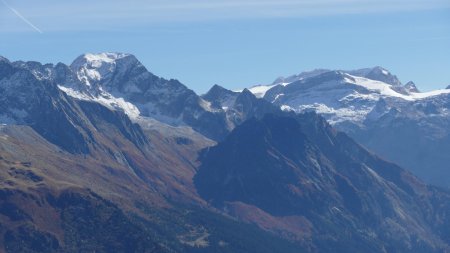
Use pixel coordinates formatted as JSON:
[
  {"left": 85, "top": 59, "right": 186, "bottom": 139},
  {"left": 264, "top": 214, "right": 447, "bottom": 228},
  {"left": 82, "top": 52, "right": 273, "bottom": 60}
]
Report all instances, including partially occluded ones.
[
  {"left": 409, "top": 89, "right": 450, "bottom": 99},
  {"left": 58, "top": 86, "right": 141, "bottom": 119},
  {"left": 273, "top": 93, "right": 285, "bottom": 102},
  {"left": 83, "top": 52, "right": 129, "bottom": 64},
  {"left": 96, "top": 94, "right": 141, "bottom": 119},
  {"left": 344, "top": 75, "right": 410, "bottom": 99},
  {"left": 248, "top": 82, "right": 290, "bottom": 98},
  {"left": 280, "top": 105, "right": 294, "bottom": 111},
  {"left": 248, "top": 84, "right": 277, "bottom": 98},
  {"left": 345, "top": 74, "right": 450, "bottom": 101},
  {"left": 294, "top": 103, "right": 371, "bottom": 125}
]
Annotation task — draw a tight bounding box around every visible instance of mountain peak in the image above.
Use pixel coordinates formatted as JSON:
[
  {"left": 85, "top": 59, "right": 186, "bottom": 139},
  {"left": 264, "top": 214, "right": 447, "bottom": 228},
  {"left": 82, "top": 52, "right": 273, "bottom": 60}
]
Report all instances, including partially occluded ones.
[
  {"left": 346, "top": 66, "right": 402, "bottom": 86},
  {"left": 205, "top": 84, "right": 233, "bottom": 95},
  {"left": 372, "top": 66, "right": 390, "bottom": 74},
  {"left": 366, "top": 66, "right": 402, "bottom": 86},
  {"left": 73, "top": 52, "right": 132, "bottom": 65},
  {"left": 202, "top": 84, "right": 237, "bottom": 102},
  {"left": 271, "top": 69, "right": 331, "bottom": 85},
  {"left": 70, "top": 52, "right": 138, "bottom": 71},
  {"left": 240, "top": 88, "right": 256, "bottom": 97},
  {"left": 0, "top": 56, "right": 10, "bottom": 63},
  {"left": 0, "top": 56, "right": 13, "bottom": 77},
  {"left": 70, "top": 52, "right": 140, "bottom": 87},
  {"left": 404, "top": 81, "right": 419, "bottom": 93}
]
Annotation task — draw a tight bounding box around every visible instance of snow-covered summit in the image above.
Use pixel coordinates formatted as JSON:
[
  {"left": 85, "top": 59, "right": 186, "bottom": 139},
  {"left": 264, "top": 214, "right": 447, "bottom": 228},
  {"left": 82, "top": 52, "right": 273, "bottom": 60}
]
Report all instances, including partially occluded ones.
[
  {"left": 59, "top": 53, "right": 231, "bottom": 139},
  {"left": 247, "top": 83, "right": 281, "bottom": 98},
  {"left": 248, "top": 69, "right": 330, "bottom": 98},
  {"left": 248, "top": 66, "right": 403, "bottom": 99},
  {"left": 271, "top": 69, "right": 331, "bottom": 85},
  {"left": 70, "top": 52, "right": 138, "bottom": 88},
  {"left": 404, "top": 81, "right": 419, "bottom": 93},
  {"left": 346, "top": 66, "right": 402, "bottom": 86},
  {"left": 71, "top": 52, "right": 132, "bottom": 69},
  {"left": 79, "top": 52, "right": 130, "bottom": 63},
  {"left": 246, "top": 68, "right": 450, "bottom": 126}
]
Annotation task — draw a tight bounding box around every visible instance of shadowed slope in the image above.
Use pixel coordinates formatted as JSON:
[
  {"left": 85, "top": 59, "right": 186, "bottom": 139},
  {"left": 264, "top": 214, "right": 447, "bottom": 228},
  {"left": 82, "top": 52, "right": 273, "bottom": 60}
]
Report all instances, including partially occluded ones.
[{"left": 195, "top": 113, "right": 450, "bottom": 252}]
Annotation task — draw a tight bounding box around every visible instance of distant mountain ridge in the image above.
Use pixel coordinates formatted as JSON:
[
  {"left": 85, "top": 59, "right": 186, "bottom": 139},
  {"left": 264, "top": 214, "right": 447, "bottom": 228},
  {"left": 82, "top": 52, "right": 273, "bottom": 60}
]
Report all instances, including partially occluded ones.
[
  {"left": 243, "top": 68, "right": 450, "bottom": 187},
  {"left": 248, "top": 66, "right": 446, "bottom": 125},
  {"left": 3, "top": 53, "right": 449, "bottom": 187},
  {"left": 2, "top": 52, "right": 282, "bottom": 142},
  {"left": 2, "top": 53, "right": 450, "bottom": 252}
]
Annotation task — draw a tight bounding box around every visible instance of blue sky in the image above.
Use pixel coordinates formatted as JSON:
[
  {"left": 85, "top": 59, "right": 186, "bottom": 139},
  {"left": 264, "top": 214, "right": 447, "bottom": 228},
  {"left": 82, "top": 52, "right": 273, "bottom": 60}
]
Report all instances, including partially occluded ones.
[{"left": 1, "top": 0, "right": 449, "bottom": 93}]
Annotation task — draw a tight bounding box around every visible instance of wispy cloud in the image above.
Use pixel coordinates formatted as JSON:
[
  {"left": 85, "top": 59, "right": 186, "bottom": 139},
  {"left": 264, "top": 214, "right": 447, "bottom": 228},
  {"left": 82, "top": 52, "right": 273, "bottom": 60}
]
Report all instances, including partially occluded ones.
[
  {"left": 1, "top": 0, "right": 42, "bottom": 33},
  {"left": 1, "top": 0, "right": 449, "bottom": 32}
]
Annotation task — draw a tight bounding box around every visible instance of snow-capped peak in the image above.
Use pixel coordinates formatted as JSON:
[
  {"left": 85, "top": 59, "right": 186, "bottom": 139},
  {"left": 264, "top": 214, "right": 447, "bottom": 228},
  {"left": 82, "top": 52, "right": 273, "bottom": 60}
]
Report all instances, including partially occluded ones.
[
  {"left": 85, "top": 52, "right": 129, "bottom": 61},
  {"left": 247, "top": 84, "right": 279, "bottom": 98},
  {"left": 348, "top": 66, "right": 402, "bottom": 86},
  {"left": 371, "top": 66, "right": 390, "bottom": 75},
  {"left": 243, "top": 68, "right": 450, "bottom": 128},
  {"left": 404, "top": 81, "right": 419, "bottom": 93},
  {"left": 60, "top": 52, "right": 146, "bottom": 118},
  {"left": 271, "top": 69, "right": 331, "bottom": 85},
  {"left": 73, "top": 52, "right": 131, "bottom": 67},
  {"left": 70, "top": 52, "right": 136, "bottom": 87},
  {"left": 246, "top": 67, "right": 405, "bottom": 99}
]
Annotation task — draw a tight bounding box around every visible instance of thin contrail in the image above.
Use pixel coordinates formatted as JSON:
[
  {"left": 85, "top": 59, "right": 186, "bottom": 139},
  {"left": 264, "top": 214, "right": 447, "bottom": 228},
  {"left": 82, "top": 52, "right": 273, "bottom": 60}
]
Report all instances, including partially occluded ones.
[{"left": 2, "top": 0, "right": 43, "bottom": 33}]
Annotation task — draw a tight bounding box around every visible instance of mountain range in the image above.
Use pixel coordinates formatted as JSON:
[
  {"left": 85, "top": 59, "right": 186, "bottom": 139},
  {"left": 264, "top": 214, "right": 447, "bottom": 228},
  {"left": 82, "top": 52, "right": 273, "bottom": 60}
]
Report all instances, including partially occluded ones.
[
  {"left": 1, "top": 53, "right": 450, "bottom": 252},
  {"left": 243, "top": 67, "right": 450, "bottom": 187}
]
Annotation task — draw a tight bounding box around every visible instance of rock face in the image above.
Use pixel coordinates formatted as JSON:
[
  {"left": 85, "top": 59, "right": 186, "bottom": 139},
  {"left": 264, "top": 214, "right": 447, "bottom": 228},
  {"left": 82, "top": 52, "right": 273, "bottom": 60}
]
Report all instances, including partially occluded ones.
[
  {"left": 349, "top": 66, "right": 403, "bottom": 86},
  {"left": 245, "top": 68, "right": 450, "bottom": 187},
  {"left": 404, "top": 81, "right": 420, "bottom": 93},
  {"left": 0, "top": 62, "right": 91, "bottom": 153},
  {"left": 195, "top": 113, "right": 450, "bottom": 252},
  {"left": 202, "top": 86, "right": 281, "bottom": 128},
  {"left": 0, "top": 58, "right": 155, "bottom": 154}
]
